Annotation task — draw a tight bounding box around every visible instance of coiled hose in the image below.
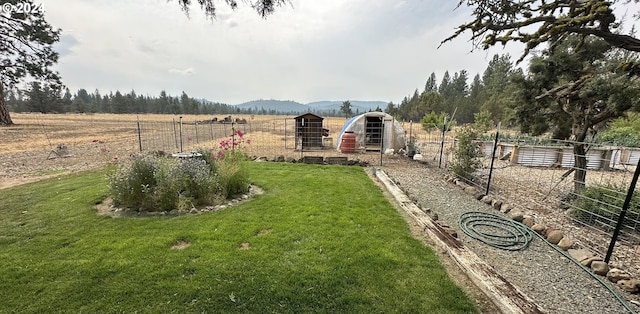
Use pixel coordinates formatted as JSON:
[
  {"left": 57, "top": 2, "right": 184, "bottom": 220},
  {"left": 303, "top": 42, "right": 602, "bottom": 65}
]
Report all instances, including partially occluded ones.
[{"left": 458, "top": 211, "right": 637, "bottom": 314}]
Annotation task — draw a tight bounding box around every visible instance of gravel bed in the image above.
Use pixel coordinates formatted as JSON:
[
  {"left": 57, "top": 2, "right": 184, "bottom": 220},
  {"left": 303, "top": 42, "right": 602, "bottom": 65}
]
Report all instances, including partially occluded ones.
[{"left": 382, "top": 161, "right": 640, "bottom": 314}]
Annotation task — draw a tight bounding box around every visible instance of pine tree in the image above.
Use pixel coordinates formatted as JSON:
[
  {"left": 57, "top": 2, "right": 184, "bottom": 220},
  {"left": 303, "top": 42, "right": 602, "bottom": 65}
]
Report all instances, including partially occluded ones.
[{"left": 0, "top": 0, "right": 61, "bottom": 125}]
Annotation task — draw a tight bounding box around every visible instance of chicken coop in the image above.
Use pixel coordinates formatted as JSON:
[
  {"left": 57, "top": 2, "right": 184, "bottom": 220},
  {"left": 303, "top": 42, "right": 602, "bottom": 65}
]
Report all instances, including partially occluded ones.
[{"left": 294, "top": 113, "right": 327, "bottom": 150}]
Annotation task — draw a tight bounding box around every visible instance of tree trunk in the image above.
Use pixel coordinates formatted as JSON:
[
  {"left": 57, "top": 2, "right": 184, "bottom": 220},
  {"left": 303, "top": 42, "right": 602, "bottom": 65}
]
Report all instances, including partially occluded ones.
[
  {"left": 0, "top": 84, "right": 14, "bottom": 126},
  {"left": 573, "top": 141, "right": 587, "bottom": 194}
]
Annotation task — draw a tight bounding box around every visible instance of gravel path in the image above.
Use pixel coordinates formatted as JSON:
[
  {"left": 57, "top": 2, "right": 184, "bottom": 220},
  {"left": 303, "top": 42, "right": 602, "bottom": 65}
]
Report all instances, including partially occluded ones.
[{"left": 382, "top": 161, "right": 640, "bottom": 314}]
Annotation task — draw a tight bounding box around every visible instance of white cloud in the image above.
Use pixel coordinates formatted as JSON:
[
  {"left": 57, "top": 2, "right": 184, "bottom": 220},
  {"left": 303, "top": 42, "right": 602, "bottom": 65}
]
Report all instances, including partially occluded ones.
[{"left": 168, "top": 67, "right": 195, "bottom": 75}]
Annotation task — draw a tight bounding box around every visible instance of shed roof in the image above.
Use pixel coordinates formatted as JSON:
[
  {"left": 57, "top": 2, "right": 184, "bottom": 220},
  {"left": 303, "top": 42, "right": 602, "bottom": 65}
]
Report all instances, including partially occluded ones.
[{"left": 294, "top": 113, "right": 324, "bottom": 121}]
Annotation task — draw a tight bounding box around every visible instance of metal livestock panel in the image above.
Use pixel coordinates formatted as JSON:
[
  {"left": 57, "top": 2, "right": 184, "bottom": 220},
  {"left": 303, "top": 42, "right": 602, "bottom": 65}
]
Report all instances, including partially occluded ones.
[{"left": 516, "top": 146, "right": 558, "bottom": 167}]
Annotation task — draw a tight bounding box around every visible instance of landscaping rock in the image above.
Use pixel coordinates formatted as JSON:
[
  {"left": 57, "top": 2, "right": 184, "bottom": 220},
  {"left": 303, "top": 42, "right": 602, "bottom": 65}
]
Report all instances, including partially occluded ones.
[
  {"left": 475, "top": 193, "right": 485, "bottom": 200},
  {"left": 557, "top": 238, "right": 573, "bottom": 250},
  {"left": 464, "top": 186, "right": 477, "bottom": 196},
  {"left": 492, "top": 200, "right": 503, "bottom": 210},
  {"left": 522, "top": 216, "right": 535, "bottom": 227},
  {"left": 455, "top": 180, "right": 468, "bottom": 188},
  {"left": 617, "top": 279, "right": 640, "bottom": 294},
  {"left": 509, "top": 210, "right": 524, "bottom": 222},
  {"left": 481, "top": 195, "right": 493, "bottom": 204},
  {"left": 568, "top": 249, "right": 594, "bottom": 263},
  {"left": 580, "top": 256, "right": 602, "bottom": 267},
  {"left": 546, "top": 230, "right": 563, "bottom": 245},
  {"left": 531, "top": 224, "right": 546, "bottom": 234},
  {"left": 500, "top": 203, "right": 512, "bottom": 213},
  {"left": 591, "top": 261, "right": 609, "bottom": 276},
  {"left": 607, "top": 268, "right": 631, "bottom": 283}
]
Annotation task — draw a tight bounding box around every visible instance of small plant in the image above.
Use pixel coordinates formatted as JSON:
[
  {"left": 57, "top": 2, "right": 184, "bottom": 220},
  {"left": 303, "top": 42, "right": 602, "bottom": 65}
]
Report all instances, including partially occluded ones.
[
  {"left": 570, "top": 184, "right": 640, "bottom": 231},
  {"left": 202, "top": 128, "right": 251, "bottom": 198},
  {"left": 420, "top": 111, "right": 455, "bottom": 133},
  {"left": 449, "top": 124, "right": 483, "bottom": 182}
]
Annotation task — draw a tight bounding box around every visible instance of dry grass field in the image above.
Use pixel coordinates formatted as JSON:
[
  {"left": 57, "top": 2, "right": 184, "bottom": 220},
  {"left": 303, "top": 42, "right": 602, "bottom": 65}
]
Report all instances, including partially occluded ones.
[{"left": 0, "top": 113, "right": 436, "bottom": 188}]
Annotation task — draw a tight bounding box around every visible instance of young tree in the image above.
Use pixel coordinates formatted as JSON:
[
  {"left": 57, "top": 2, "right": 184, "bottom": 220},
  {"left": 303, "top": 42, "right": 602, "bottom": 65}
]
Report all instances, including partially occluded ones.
[{"left": 0, "top": 0, "right": 61, "bottom": 125}]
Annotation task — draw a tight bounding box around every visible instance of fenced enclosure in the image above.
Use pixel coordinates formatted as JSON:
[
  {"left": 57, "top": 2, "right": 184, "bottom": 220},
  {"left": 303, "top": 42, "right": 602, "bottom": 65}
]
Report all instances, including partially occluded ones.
[
  {"left": 3, "top": 113, "right": 640, "bottom": 278},
  {"left": 411, "top": 126, "right": 640, "bottom": 278}
]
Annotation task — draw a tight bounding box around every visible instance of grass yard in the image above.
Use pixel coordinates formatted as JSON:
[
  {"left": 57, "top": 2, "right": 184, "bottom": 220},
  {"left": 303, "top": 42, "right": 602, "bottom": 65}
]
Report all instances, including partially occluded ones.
[{"left": 0, "top": 162, "right": 477, "bottom": 313}]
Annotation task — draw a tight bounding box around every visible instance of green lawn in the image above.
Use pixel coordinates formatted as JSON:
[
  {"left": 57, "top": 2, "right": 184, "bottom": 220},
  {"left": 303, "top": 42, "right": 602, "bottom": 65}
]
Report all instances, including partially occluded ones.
[{"left": 0, "top": 162, "right": 477, "bottom": 313}]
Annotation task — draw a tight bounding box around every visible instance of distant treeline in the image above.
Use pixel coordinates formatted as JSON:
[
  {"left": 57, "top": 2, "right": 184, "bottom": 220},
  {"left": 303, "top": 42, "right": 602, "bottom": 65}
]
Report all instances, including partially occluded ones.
[
  {"left": 6, "top": 53, "right": 516, "bottom": 122},
  {"left": 5, "top": 83, "right": 357, "bottom": 117},
  {"left": 6, "top": 84, "right": 238, "bottom": 115}
]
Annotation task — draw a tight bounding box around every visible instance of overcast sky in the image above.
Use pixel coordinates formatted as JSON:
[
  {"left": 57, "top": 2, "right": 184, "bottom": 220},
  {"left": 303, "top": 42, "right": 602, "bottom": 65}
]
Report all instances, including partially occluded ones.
[{"left": 43, "top": 0, "right": 525, "bottom": 105}]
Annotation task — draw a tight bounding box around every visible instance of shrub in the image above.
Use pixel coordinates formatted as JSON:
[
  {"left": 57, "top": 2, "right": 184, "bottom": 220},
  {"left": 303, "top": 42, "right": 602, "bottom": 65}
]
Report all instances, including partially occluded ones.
[
  {"left": 570, "top": 184, "right": 640, "bottom": 231},
  {"left": 597, "top": 112, "right": 640, "bottom": 147},
  {"left": 449, "top": 124, "right": 483, "bottom": 182},
  {"left": 108, "top": 155, "right": 157, "bottom": 211}
]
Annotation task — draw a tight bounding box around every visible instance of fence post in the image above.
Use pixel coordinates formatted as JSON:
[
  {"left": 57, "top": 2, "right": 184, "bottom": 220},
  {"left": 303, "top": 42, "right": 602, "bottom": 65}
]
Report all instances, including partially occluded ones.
[
  {"left": 136, "top": 115, "right": 143, "bottom": 152},
  {"left": 179, "top": 116, "right": 183, "bottom": 153},
  {"left": 195, "top": 119, "right": 199, "bottom": 145},
  {"left": 438, "top": 117, "right": 447, "bottom": 168},
  {"left": 380, "top": 120, "right": 384, "bottom": 167},
  {"left": 173, "top": 117, "right": 179, "bottom": 150},
  {"left": 485, "top": 122, "right": 501, "bottom": 195},
  {"left": 605, "top": 158, "right": 640, "bottom": 263}
]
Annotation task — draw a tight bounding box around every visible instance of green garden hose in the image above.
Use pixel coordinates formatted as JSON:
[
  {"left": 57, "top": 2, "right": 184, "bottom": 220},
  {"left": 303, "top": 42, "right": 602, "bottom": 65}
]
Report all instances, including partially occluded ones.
[
  {"left": 458, "top": 211, "right": 533, "bottom": 251},
  {"left": 458, "top": 211, "right": 637, "bottom": 314}
]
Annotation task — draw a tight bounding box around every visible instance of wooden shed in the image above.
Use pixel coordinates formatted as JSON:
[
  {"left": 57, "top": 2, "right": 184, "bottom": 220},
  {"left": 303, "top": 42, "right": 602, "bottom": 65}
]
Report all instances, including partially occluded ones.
[{"left": 294, "top": 113, "right": 325, "bottom": 150}]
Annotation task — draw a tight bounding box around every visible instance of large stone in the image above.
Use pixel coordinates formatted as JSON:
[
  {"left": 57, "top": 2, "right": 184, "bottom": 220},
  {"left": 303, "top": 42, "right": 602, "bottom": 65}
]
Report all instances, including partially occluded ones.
[
  {"left": 464, "top": 186, "right": 478, "bottom": 196},
  {"left": 546, "top": 230, "right": 563, "bottom": 245},
  {"left": 508, "top": 210, "right": 524, "bottom": 222},
  {"left": 492, "top": 200, "right": 503, "bottom": 210},
  {"left": 481, "top": 195, "right": 493, "bottom": 204},
  {"left": 456, "top": 180, "right": 468, "bottom": 188},
  {"left": 500, "top": 203, "right": 513, "bottom": 213},
  {"left": 568, "top": 249, "right": 594, "bottom": 263},
  {"left": 607, "top": 268, "right": 632, "bottom": 283},
  {"left": 531, "top": 224, "right": 546, "bottom": 234},
  {"left": 580, "top": 256, "right": 602, "bottom": 267},
  {"left": 591, "top": 261, "right": 609, "bottom": 276},
  {"left": 522, "top": 216, "right": 535, "bottom": 227},
  {"left": 617, "top": 279, "right": 640, "bottom": 294},
  {"left": 557, "top": 238, "right": 573, "bottom": 250}
]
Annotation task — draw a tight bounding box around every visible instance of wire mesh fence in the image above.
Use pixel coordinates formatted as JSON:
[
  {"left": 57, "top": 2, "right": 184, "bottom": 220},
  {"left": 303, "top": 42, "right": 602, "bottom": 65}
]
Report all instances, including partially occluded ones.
[
  {"left": 416, "top": 126, "right": 640, "bottom": 276},
  {"left": 5, "top": 113, "right": 640, "bottom": 276}
]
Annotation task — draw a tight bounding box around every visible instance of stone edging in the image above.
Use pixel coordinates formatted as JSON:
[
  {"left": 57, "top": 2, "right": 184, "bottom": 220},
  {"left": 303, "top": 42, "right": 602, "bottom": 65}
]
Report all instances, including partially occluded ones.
[{"left": 445, "top": 175, "right": 640, "bottom": 298}]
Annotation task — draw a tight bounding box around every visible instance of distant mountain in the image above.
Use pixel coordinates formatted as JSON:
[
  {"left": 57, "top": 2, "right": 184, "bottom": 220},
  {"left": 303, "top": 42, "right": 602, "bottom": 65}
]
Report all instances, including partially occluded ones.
[
  {"left": 236, "top": 99, "right": 307, "bottom": 113},
  {"left": 231, "top": 99, "right": 388, "bottom": 115}
]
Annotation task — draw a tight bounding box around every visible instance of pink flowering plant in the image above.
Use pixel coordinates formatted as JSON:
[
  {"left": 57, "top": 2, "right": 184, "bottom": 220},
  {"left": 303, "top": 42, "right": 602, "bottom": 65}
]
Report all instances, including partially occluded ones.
[
  {"left": 214, "top": 128, "right": 251, "bottom": 161},
  {"left": 199, "top": 127, "right": 251, "bottom": 198}
]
